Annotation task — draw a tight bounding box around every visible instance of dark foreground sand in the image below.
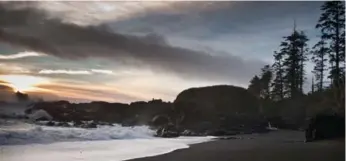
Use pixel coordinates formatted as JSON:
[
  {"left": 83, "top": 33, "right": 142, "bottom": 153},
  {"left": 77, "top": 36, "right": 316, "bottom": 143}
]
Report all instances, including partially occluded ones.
[{"left": 129, "top": 130, "right": 345, "bottom": 161}]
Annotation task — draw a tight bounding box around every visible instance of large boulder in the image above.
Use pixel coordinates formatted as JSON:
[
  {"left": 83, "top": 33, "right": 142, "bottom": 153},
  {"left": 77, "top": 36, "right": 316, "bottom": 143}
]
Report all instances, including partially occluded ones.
[
  {"left": 305, "top": 114, "right": 345, "bottom": 142},
  {"left": 173, "top": 85, "right": 265, "bottom": 134},
  {"left": 267, "top": 89, "right": 345, "bottom": 131}
]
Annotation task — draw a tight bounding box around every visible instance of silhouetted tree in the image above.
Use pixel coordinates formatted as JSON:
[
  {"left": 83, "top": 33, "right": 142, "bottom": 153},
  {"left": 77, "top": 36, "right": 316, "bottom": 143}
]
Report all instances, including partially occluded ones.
[
  {"left": 248, "top": 75, "right": 261, "bottom": 98},
  {"left": 311, "top": 76, "right": 315, "bottom": 93},
  {"left": 316, "top": 1, "right": 345, "bottom": 110},
  {"left": 316, "top": 1, "right": 345, "bottom": 87},
  {"left": 312, "top": 39, "right": 329, "bottom": 91},
  {"left": 279, "top": 28, "right": 309, "bottom": 98},
  {"left": 297, "top": 31, "right": 309, "bottom": 93},
  {"left": 248, "top": 68, "right": 273, "bottom": 115},
  {"left": 259, "top": 65, "right": 272, "bottom": 100},
  {"left": 271, "top": 51, "right": 285, "bottom": 101},
  {"left": 248, "top": 66, "right": 273, "bottom": 100}
]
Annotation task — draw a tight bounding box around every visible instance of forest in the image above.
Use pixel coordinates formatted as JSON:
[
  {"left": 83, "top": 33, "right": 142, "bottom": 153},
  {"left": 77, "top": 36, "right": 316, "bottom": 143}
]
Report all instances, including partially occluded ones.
[{"left": 247, "top": 1, "right": 345, "bottom": 129}]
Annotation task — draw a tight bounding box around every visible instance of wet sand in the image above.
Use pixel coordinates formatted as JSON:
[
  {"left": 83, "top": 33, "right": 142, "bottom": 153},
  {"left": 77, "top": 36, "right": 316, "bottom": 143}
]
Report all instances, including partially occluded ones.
[{"left": 129, "top": 130, "right": 345, "bottom": 161}]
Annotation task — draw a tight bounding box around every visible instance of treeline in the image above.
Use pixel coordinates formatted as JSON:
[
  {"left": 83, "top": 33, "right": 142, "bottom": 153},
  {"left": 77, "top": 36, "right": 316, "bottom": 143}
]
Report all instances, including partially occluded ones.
[{"left": 248, "top": 1, "right": 345, "bottom": 119}]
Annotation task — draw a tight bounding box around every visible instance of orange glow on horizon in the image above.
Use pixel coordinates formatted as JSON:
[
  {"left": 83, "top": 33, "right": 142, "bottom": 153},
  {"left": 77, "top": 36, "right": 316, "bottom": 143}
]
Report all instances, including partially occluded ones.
[{"left": 0, "top": 74, "right": 175, "bottom": 103}]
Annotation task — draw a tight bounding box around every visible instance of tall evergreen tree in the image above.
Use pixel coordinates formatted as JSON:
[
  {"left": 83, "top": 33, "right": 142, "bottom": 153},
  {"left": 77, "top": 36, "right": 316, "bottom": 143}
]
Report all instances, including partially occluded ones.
[
  {"left": 281, "top": 33, "right": 299, "bottom": 98},
  {"left": 280, "top": 30, "right": 308, "bottom": 97},
  {"left": 316, "top": 1, "right": 345, "bottom": 87},
  {"left": 311, "top": 76, "right": 315, "bottom": 93},
  {"left": 248, "top": 66, "right": 273, "bottom": 100},
  {"left": 272, "top": 51, "right": 285, "bottom": 101},
  {"left": 311, "top": 39, "right": 329, "bottom": 91},
  {"left": 276, "top": 26, "right": 309, "bottom": 98},
  {"left": 248, "top": 75, "right": 261, "bottom": 99},
  {"left": 297, "top": 31, "right": 309, "bottom": 93},
  {"left": 259, "top": 65, "right": 272, "bottom": 100}
]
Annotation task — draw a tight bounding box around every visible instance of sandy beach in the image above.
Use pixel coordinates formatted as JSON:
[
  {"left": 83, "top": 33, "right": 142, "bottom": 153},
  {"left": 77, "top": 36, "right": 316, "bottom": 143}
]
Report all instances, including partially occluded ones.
[{"left": 129, "top": 130, "right": 345, "bottom": 161}]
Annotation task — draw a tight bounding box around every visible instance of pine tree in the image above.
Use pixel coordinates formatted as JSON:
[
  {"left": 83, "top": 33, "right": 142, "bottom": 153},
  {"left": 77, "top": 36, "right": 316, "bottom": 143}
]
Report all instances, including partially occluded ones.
[
  {"left": 272, "top": 51, "right": 284, "bottom": 101},
  {"left": 248, "top": 66, "right": 273, "bottom": 114},
  {"left": 311, "top": 39, "right": 329, "bottom": 91},
  {"left": 311, "top": 76, "right": 315, "bottom": 93},
  {"left": 281, "top": 33, "right": 299, "bottom": 98},
  {"left": 259, "top": 65, "right": 272, "bottom": 100},
  {"left": 316, "top": 1, "right": 345, "bottom": 87},
  {"left": 276, "top": 27, "right": 309, "bottom": 98},
  {"left": 248, "top": 75, "right": 261, "bottom": 98},
  {"left": 281, "top": 32, "right": 299, "bottom": 98},
  {"left": 316, "top": 1, "right": 345, "bottom": 110},
  {"left": 297, "top": 31, "right": 309, "bottom": 93}
]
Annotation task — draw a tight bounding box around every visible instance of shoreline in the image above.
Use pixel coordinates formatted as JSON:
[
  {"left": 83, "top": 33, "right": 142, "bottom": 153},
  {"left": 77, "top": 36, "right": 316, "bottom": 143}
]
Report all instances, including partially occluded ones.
[{"left": 128, "top": 130, "right": 345, "bottom": 161}]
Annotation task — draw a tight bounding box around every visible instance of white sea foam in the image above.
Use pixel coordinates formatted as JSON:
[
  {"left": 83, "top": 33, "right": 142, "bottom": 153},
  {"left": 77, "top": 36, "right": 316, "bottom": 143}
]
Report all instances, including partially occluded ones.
[
  {"left": 0, "top": 119, "right": 156, "bottom": 145},
  {"left": 0, "top": 119, "right": 215, "bottom": 161},
  {"left": 0, "top": 136, "right": 215, "bottom": 161}
]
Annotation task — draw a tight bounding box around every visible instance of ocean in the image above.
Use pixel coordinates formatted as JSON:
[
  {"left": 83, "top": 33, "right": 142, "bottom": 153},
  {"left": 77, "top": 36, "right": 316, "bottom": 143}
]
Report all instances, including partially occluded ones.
[{"left": 0, "top": 119, "right": 215, "bottom": 161}]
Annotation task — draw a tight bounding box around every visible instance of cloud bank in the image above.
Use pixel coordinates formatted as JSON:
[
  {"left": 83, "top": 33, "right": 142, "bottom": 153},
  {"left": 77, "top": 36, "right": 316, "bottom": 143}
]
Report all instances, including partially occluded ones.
[
  {"left": 0, "top": 2, "right": 265, "bottom": 84},
  {"left": 38, "top": 69, "right": 114, "bottom": 75},
  {"left": 0, "top": 51, "right": 44, "bottom": 59},
  {"left": 39, "top": 69, "right": 92, "bottom": 75}
]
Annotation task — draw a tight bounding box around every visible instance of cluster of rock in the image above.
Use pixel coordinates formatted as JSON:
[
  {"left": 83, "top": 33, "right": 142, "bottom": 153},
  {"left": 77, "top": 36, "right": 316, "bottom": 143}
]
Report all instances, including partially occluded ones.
[
  {"left": 305, "top": 114, "right": 345, "bottom": 142},
  {"left": 24, "top": 85, "right": 345, "bottom": 141},
  {"left": 24, "top": 85, "right": 270, "bottom": 137},
  {"left": 35, "top": 120, "right": 111, "bottom": 128},
  {"left": 25, "top": 99, "right": 172, "bottom": 126}
]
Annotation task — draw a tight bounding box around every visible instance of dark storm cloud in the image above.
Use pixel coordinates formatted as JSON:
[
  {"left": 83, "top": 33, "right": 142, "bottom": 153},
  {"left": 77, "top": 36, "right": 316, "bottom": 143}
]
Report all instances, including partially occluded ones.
[
  {"left": 0, "top": 43, "right": 22, "bottom": 55},
  {"left": 0, "top": 2, "right": 265, "bottom": 83},
  {"left": 110, "top": 1, "right": 322, "bottom": 39}
]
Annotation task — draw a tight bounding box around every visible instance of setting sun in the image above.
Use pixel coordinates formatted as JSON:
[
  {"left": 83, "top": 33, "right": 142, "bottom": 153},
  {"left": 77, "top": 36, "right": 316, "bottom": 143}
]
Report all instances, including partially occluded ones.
[{"left": 0, "top": 75, "right": 49, "bottom": 92}]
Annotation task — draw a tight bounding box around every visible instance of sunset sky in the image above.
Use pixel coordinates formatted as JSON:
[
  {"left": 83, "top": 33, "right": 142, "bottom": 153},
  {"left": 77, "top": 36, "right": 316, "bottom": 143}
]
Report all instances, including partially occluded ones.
[{"left": 0, "top": 1, "right": 324, "bottom": 103}]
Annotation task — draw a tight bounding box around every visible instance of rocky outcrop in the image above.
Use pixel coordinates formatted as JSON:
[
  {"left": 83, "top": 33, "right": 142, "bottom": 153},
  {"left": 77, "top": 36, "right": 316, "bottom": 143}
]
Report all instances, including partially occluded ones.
[
  {"left": 172, "top": 85, "right": 266, "bottom": 135},
  {"left": 263, "top": 89, "right": 345, "bottom": 131},
  {"left": 305, "top": 114, "right": 345, "bottom": 142},
  {"left": 26, "top": 85, "right": 268, "bottom": 136},
  {"left": 28, "top": 99, "right": 173, "bottom": 127},
  {"left": 35, "top": 120, "right": 100, "bottom": 128}
]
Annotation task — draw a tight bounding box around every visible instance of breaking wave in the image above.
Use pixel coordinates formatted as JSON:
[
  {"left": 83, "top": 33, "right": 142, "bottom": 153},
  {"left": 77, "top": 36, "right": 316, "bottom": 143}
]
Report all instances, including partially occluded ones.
[
  {"left": 0, "top": 119, "right": 215, "bottom": 161},
  {"left": 0, "top": 119, "right": 155, "bottom": 145}
]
